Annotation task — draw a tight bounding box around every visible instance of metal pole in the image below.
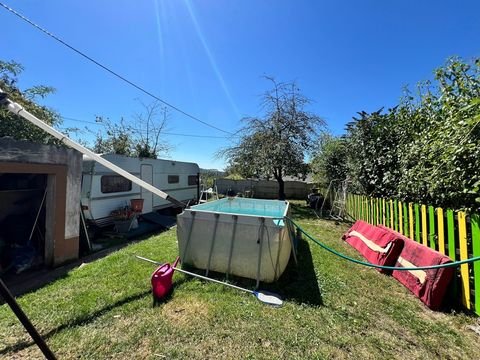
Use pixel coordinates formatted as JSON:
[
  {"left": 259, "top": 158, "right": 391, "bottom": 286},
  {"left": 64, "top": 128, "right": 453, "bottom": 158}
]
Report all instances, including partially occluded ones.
[
  {"left": 0, "top": 278, "right": 56, "bottom": 359},
  {"left": 135, "top": 256, "right": 254, "bottom": 294},
  {"left": 256, "top": 218, "right": 265, "bottom": 289},
  {"left": 205, "top": 213, "right": 220, "bottom": 276},
  {"left": 226, "top": 215, "right": 238, "bottom": 280},
  {"left": 28, "top": 188, "right": 47, "bottom": 243}
]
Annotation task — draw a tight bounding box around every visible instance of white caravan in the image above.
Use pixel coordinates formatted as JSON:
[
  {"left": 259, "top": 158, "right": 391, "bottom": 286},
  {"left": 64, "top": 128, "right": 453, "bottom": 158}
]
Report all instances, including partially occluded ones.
[{"left": 81, "top": 154, "right": 200, "bottom": 227}]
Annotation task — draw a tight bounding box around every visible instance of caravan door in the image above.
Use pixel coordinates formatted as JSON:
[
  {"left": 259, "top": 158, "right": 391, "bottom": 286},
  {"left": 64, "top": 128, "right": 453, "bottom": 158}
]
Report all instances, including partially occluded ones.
[{"left": 141, "top": 164, "right": 153, "bottom": 213}]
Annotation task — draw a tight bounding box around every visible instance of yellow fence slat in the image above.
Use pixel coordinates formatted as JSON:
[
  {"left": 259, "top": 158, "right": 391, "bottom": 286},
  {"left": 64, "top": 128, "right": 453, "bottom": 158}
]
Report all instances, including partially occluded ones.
[
  {"left": 408, "top": 203, "right": 414, "bottom": 240},
  {"left": 390, "top": 200, "right": 394, "bottom": 229},
  {"left": 458, "top": 211, "right": 471, "bottom": 309},
  {"left": 437, "top": 208, "right": 445, "bottom": 255},
  {"left": 421, "top": 205, "right": 427, "bottom": 246},
  {"left": 398, "top": 201, "right": 403, "bottom": 235}
]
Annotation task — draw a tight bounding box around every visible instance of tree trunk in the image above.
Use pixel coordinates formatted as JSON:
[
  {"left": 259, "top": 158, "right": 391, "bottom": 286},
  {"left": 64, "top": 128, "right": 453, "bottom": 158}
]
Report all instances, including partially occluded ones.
[
  {"left": 277, "top": 177, "right": 286, "bottom": 200},
  {"left": 273, "top": 167, "right": 286, "bottom": 200}
]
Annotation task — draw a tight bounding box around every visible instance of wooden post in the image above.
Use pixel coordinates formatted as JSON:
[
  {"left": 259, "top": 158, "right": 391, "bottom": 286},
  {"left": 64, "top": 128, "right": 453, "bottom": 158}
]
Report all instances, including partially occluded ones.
[
  {"left": 429, "top": 206, "right": 436, "bottom": 250},
  {"left": 421, "top": 205, "right": 428, "bottom": 246},
  {"left": 437, "top": 208, "right": 445, "bottom": 255},
  {"left": 408, "top": 203, "right": 414, "bottom": 240},
  {"left": 458, "top": 211, "right": 470, "bottom": 309},
  {"left": 471, "top": 214, "right": 480, "bottom": 315}
]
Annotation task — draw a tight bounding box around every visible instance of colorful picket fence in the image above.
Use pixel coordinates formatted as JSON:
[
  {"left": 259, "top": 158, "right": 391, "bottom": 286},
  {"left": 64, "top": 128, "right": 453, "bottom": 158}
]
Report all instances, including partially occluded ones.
[{"left": 346, "top": 194, "right": 480, "bottom": 315}]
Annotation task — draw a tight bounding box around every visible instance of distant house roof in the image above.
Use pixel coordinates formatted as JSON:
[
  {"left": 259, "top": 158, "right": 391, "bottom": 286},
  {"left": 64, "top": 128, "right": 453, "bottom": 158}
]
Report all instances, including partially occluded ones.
[{"left": 283, "top": 173, "right": 314, "bottom": 183}]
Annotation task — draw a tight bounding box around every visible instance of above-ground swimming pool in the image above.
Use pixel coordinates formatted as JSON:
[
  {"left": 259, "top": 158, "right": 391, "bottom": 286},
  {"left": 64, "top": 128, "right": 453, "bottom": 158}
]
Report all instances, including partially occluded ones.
[{"left": 177, "top": 197, "right": 294, "bottom": 285}]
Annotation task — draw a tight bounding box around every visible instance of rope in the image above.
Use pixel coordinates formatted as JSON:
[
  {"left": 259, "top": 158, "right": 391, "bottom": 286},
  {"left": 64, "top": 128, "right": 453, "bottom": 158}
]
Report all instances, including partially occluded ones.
[{"left": 284, "top": 217, "right": 480, "bottom": 271}]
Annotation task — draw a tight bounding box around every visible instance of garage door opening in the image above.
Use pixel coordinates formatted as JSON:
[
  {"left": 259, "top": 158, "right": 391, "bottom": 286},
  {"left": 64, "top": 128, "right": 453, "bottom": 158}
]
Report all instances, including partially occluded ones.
[{"left": 0, "top": 173, "right": 47, "bottom": 274}]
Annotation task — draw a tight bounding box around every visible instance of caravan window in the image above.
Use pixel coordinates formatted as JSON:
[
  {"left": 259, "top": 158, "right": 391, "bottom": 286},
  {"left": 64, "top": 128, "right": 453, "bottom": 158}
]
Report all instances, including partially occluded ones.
[
  {"left": 101, "top": 175, "right": 132, "bottom": 193},
  {"left": 168, "top": 175, "right": 179, "bottom": 184},
  {"left": 188, "top": 175, "right": 198, "bottom": 186}
]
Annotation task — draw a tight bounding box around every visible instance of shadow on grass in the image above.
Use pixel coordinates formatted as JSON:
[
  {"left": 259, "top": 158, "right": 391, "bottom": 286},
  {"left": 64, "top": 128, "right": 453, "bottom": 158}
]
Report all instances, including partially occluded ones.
[
  {"left": 0, "top": 290, "right": 151, "bottom": 356},
  {"left": 268, "top": 238, "right": 323, "bottom": 306},
  {"left": 289, "top": 202, "right": 317, "bottom": 221},
  {"left": 2, "top": 227, "right": 171, "bottom": 299}
]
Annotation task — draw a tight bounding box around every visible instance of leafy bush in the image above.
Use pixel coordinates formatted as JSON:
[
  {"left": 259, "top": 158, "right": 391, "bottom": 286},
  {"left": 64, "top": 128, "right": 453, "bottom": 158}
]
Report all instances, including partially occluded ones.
[
  {"left": 0, "top": 60, "right": 61, "bottom": 144},
  {"left": 312, "top": 58, "right": 480, "bottom": 210}
]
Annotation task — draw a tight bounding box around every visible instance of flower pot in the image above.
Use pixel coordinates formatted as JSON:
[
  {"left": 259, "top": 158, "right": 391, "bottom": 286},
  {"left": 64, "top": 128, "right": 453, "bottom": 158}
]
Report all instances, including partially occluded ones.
[{"left": 130, "top": 198, "right": 144, "bottom": 212}]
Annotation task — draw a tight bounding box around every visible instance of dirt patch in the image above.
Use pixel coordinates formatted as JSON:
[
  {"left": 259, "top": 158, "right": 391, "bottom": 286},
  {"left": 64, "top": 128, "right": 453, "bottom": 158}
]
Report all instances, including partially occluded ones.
[{"left": 162, "top": 297, "right": 210, "bottom": 327}]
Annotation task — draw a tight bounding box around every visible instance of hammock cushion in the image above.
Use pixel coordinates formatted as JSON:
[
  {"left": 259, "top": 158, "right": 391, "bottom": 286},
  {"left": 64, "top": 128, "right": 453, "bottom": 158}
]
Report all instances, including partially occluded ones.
[{"left": 342, "top": 220, "right": 404, "bottom": 274}]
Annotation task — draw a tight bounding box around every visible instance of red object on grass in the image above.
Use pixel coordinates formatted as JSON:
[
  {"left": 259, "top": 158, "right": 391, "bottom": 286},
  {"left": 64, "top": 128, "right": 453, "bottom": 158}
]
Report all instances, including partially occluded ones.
[
  {"left": 378, "top": 225, "right": 454, "bottom": 310},
  {"left": 342, "top": 220, "right": 404, "bottom": 273},
  {"left": 151, "top": 257, "right": 180, "bottom": 301}
]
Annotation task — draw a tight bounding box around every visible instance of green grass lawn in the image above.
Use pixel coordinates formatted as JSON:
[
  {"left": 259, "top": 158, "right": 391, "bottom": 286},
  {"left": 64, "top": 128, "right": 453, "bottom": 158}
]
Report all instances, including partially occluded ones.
[{"left": 1, "top": 202, "right": 479, "bottom": 359}]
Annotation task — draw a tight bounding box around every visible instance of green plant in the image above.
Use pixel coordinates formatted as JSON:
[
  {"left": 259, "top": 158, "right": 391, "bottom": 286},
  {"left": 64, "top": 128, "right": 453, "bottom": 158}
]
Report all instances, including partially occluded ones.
[
  {"left": 0, "top": 60, "right": 62, "bottom": 144},
  {"left": 313, "top": 57, "right": 480, "bottom": 210},
  {"left": 110, "top": 206, "right": 135, "bottom": 220}
]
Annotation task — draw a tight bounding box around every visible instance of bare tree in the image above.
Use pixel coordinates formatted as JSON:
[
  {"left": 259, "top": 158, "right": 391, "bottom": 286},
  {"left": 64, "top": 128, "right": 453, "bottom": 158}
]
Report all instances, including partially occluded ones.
[
  {"left": 132, "top": 100, "right": 171, "bottom": 159},
  {"left": 91, "top": 100, "right": 171, "bottom": 159}
]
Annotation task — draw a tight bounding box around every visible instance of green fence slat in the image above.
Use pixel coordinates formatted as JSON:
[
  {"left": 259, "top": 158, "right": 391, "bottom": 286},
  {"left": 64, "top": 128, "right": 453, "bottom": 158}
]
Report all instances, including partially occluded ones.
[
  {"left": 380, "top": 198, "right": 384, "bottom": 225},
  {"left": 447, "top": 209, "right": 456, "bottom": 261},
  {"left": 363, "top": 197, "right": 365, "bottom": 221},
  {"left": 415, "top": 204, "right": 420, "bottom": 242},
  {"left": 364, "top": 196, "right": 367, "bottom": 221},
  {"left": 363, "top": 196, "right": 366, "bottom": 221},
  {"left": 386, "top": 200, "right": 390, "bottom": 227},
  {"left": 360, "top": 195, "right": 363, "bottom": 220},
  {"left": 347, "top": 194, "right": 351, "bottom": 217},
  {"left": 355, "top": 195, "right": 360, "bottom": 220},
  {"left": 400, "top": 201, "right": 404, "bottom": 235},
  {"left": 351, "top": 195, "right": 354, "bottom": 218},
  {"left": 368, "top": 198, "right": 373, "bottom": 224},
  {"left": 403, "top": 203, "right": 408, "bottom": 237},
  {"left": 365, "top": 196, "right": 368, "bottom": 222},
  {"left": 429, "top": 205, "right": 436, "bottom": 250},
  {"left": 370, "top": 198, "right": 373, "bottom": 224},
  {"left": 360, "top": 196, "right": 363, "bottom": 221},
  {"left": 471, "top": 214, "right": 480, "bottom": 315},
  {"left": 446, "top": 209, "right": 458, "bottom": 302},
  {"left": 371, "top": 198, "right": 374, "bottom": 224},
  {"left": 351, "top": 194, "right": 354, "bottom": 219},
  {"left": 346, "top": 194, "right": 349, "bottom": 216}
]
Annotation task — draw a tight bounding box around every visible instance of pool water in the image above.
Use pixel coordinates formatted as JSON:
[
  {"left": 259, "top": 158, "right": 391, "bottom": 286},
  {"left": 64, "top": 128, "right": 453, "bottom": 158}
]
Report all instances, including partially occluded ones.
[{"left": 191, "top": 197, "right": 288, "bottom": 218}]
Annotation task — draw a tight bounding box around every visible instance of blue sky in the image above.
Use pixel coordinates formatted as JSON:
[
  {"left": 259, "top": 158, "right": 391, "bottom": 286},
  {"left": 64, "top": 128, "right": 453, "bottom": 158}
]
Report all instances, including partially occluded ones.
[{"left": 1, "top": 0, "right": 479, "bottom": 169}]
